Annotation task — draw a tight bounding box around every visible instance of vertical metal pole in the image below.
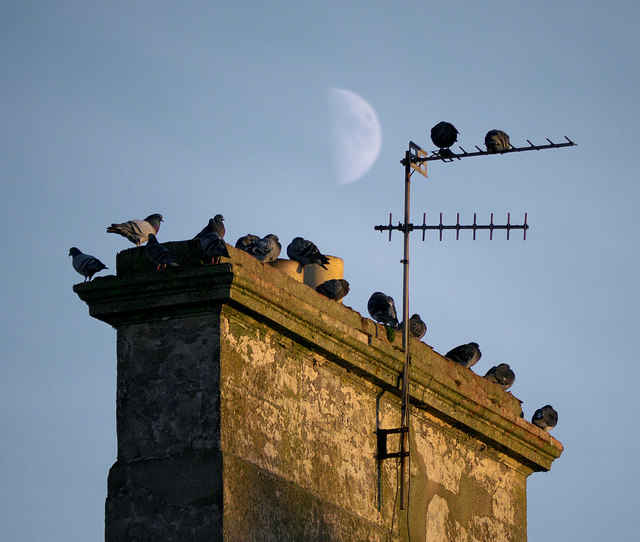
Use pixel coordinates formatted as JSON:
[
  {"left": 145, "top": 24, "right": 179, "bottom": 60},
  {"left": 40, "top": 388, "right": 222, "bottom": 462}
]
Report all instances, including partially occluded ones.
[{"left": 399, "top": 150, "right": 411, "bottom": 510}]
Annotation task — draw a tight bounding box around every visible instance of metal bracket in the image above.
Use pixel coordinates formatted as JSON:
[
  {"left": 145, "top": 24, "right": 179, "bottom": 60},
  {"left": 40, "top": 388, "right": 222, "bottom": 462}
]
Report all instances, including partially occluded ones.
[{"left": 377, "top": 427, "right": 410, "bottom": 460}]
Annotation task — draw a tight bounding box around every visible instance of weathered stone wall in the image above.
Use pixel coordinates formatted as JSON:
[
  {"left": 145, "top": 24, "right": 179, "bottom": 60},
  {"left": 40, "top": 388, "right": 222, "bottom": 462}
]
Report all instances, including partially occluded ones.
[{"left": 74, "top": 241, "right": 562, "bottom": 541}]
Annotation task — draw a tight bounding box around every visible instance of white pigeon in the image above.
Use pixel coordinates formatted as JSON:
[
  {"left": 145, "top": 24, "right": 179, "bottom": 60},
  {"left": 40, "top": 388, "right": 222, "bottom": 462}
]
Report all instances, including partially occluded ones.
[
  {"left": 68, "top": 247, "right": 108, "bottom": 282},
  {"left": 107, "top": 213, "right": 163, "bottom": 246}
]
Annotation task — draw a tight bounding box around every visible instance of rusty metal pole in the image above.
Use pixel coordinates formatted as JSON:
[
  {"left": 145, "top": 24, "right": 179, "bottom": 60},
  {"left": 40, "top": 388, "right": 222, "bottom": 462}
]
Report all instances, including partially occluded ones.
[{"left": 399, "top": 150, "right": 411, "bottom": 510}]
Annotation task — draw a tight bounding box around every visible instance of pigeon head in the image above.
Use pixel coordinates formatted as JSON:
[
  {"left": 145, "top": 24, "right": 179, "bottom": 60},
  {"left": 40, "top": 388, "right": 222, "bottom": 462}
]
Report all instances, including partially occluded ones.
[
  {"left": 68, "top": 247, "right": 81, "bottom": 257},
  {"left": 145, "top": 214, "right": 164, "bottom": 231},
  {"left": 213, "top": 214, "right": 224, "bottom": 222}
]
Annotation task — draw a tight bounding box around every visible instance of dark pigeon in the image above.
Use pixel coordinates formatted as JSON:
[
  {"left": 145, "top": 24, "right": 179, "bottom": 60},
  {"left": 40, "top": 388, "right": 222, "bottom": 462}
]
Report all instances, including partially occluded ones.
[
  {"left": 246, "top": 234, "right": 281, "bottom": 263},
  {"left": 445, "top": 342, "right": 482, "bottom": 368},
  {"left": 430, "top": 121, "right": 459, "bottom": 156},
  {"left": 68, "top": 247, "right": 107, "bottom": 282},
  {"left": 485, "top": 129, "right": 511, "bottom": 153},
  {"left": 194, "top": 214, "right": 225, "bottom": 240},
  {"left": 406, "top": 313, "right": 427, "bottom": 340},
  {"left": 367, "top": 292, "right": 400, "bottom": 328},
  {"left": 235, "top": 234, "right": 260, "bottom": 251},
  {"left": 531, "top": 405, "right": 558, "bottom": 432},
  {"left": 484, "top": 363, "right": 515, "bottom": 390},
  {"left": 107, "top": 213, "right": 163, "bottom": 246},
  {"left": 200, "top": 232, "right": 230, "bottom": 265},
  {"left": 286, "top": 237, "right": 330, "bottom": 269},
  {"left": 315, "top": 279, "right": 350, "bottom": 301},
  {"left": 145, "top": 234, "right": 179, "bottom": 270}
]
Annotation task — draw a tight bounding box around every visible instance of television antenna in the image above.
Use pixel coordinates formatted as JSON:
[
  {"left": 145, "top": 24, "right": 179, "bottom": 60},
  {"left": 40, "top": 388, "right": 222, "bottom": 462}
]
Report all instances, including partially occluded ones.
[{"left": 374, "top": 134, "right": 576, "bottom": 510}]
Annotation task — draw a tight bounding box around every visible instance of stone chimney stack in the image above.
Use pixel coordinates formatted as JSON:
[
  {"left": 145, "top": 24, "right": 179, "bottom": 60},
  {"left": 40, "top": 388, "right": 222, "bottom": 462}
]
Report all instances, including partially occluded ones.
[{"left": 74, "top": 241, "right": 562, "bottom": 541}]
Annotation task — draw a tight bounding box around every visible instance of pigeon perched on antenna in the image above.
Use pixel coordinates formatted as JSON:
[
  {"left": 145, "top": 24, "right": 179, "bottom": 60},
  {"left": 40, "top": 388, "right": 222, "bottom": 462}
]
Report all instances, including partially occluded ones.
[
  {"left": 145, "top": 234, "right": 179, "bottom": 270},
  {"left": 430, "top": 121, "right": 459, "bottom": 157},
  {"left": 68, "top": 247, "right": 107, "bottom": 282},
  {"left": 483, "top": 363, "right": 515, "bottom": 390},
  {"left": 235, "top": 234, "right": 260, "bottom": 251},
  {"left": 287, "top": 237, "right": 330, "bottom": 269},
  {"left": 107, "top": 213, "right": 163, "bottom": 246},
  {"left": 404, "top": 314, "right": 427, "bottom": 340},
  {"left": 485, "top": 130, "right": 511, "bottom": 153},
  {"left": 246, "top": 234, "right": 281, "bottom": 263},
  {"left": 445, "top": 342, "right": 482, "bottom": 368},
  {"left": 316, "top": 279, "right": 350, "bottom": 301},
  {"left": 531, "top": 405, "right": 558, "bottom": 432},
  {"left": 194, "top": 215, "right": 225, "bottom": 240},
  {"left": 367, "top": 292, "right": 400, "bottom": 328},
  {"left": 200, "top": 231, "right": 230, "bottom": 265}
]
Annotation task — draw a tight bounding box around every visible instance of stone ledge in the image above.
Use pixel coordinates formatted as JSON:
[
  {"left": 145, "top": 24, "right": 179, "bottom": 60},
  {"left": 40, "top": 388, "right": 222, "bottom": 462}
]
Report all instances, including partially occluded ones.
[{"left": 74, "top": 241, "right": 562, "bottom": 473}]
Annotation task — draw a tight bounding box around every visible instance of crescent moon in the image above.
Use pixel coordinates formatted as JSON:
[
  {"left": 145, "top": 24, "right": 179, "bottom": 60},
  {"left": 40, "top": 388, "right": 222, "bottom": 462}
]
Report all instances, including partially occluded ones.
[{"left": 328, "top": 88, "right": 382, "bottom": 185}]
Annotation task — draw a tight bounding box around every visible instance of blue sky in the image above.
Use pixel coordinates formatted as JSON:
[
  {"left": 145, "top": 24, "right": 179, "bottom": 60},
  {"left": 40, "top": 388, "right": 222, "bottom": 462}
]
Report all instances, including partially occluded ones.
[{"left": 1, "top": 2, "right": 639, "bottom": 540}]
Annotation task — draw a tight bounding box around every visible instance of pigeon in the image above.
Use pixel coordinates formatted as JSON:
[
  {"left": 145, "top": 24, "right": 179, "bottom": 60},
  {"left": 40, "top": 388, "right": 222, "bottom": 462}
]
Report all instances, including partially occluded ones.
[
  {"left": 315, "top": 279, "right": 350, "bottom": 301},
  {"left": 246, "top": 234, "right": 281, "bottom": 263},
  {"left": 430, "top": 121, "right": 459, "bottom": 156},
  {"left": 235, "top": 234, "right": 260, "bottom": 251},
  {"left": 68, "top": 247, "right": 108, "bottom": 282},
  {"left": 445, "top": 342, "right": 482, "bottom": 368},
  {"left": 145, "top": 234, "right": 179, "bottom": 270},
  {"left": 107, "top": 213, "right": 163, "bottom": 246},
  {"left": 485, "top": 129, "right": 511, "bottom": 153},
  {"left": 531, "top": 405, "right": 558, "bottom": 432},
  {"left": 287, "top": 237, "right": 330, "bottom": 269},
  {"left": 483, "top": 363, "right": 515, "bottom": 390},
  {"left": 200, "top": 231, "right": 230, "bottom": 265},
  {"left": 367, "top": 292, "right": 400, "bottom": 328},
  {"left": 405, "top": 314, "right": 427, "bottom": 340},
  {"left": 193, "top": 215, "right": 225, "bottom": 240}
]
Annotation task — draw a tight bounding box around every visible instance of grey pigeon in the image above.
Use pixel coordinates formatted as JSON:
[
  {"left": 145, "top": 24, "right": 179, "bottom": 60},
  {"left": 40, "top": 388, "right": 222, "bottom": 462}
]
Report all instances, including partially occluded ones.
[
  {"left": 145, "top": 234, "right": 179, "bottom": 270},
  {"left": 367, "top": 292, "right": 400, "bottom": 328},
  {"left": 445, "top": 342, "right": 482, "bottom": 368},
  {"left": 235, "top": 234, "right": 260, "bottom": 250},
  {"left": 287, "top": 237, "right": 330, "bottom": 269},
  {"left": 315, "top": 279, "right": 350, "bottom": 301},
  {"left": 531, "top": 405, "right": 558, "bottom": 432},
  {"left": 193, "top": 215, "right": 225, "bottom": 240},
  {"left": 107, "top": 213, "right": 163, "bottom": 246},
  {"left": 247, "top": 234, "right": 281, "bottom": 263},
  {"left": 68, "top": 247, "right": 107, "bottom": 282},
  {"left": 200, "top": 231, "right": 230, "bottom": 265},
  {"left": 405, "top": 314, "right": 427, "bottom": 340},
  {"left": 485, "top": 129, "right": 511, "bottom": 153},
  {"left": 483, "top": 363, "right": 515, "bottom": 390},
  {"left": 430, "top": 121, "right": 459, "bottom": 156}
]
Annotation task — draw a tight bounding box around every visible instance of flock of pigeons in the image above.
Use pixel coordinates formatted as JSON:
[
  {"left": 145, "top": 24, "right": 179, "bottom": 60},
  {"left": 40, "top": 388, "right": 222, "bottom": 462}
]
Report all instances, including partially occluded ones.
[
  {"left": 366, "top": 291, "right": 557, "bottom": 432},
  {"left": 430, "top": 121, "right": 511, "bottom": 157},
  {"left": 68, "top": 213, "right": 351, "bottom": 302},
  {"left": 69, "top": 212, "right": 556, "bottom": 433}
]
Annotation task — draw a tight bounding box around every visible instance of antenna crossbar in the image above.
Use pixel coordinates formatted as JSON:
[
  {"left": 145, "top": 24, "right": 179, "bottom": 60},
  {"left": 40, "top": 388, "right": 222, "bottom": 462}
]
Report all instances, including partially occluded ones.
[
  {"left": 374, "top": 212, "right": 529, "bottom": 241},
  {"left": 402, "top": 136, "right": 576, "bottom": 166}
]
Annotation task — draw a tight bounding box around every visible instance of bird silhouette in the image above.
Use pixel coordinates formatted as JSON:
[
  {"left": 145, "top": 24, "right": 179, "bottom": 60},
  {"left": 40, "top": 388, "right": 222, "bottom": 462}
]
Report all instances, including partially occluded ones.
[
  {"left": 531, "top": 405, "right": 558, "bottom": 432},
  {"left": 194, "top": 215, "right": 225, "bottom": 240},
  {"left": 68, "top": 247, "right": 107, "bottom": 282},
  {"left": 483, "top": 363, "right": 515, "bottom": 390},
  {"left": 430, "top": 121, "right": 459, "bottom": 157},
  {"left": 287, "top": 237, "right": 330, "bottom": 269},
  {"left": 445, "top": 342, "right": 481, "bottom": 368},
  {"left": 315, "top": 279, "right": 350, "bottom": 301},
  {"left": 145, "top": 234, "right": 179, "bottom": 270},
  {"left": 367, "top": 292, "right": 400, "bottom": 328}
]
